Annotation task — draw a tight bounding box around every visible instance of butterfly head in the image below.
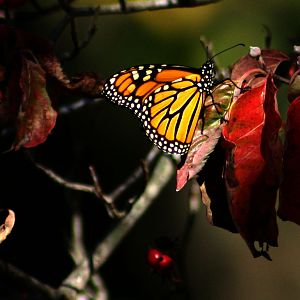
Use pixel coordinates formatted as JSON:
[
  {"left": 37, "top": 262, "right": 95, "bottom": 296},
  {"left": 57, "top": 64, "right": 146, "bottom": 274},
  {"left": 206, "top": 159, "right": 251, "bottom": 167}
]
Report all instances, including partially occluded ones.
[{"left": 199, "top": 43, "right": 245, "bottom": 86}]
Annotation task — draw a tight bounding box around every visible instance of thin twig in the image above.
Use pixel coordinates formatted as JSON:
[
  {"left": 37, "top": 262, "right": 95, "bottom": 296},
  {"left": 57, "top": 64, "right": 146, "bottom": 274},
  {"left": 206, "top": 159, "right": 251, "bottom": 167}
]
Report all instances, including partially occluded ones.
[
  {"left": 34, "top": 146, "right": 161, "bottom": 218},
  {"left": 17, "top": 0, "right": 218, "bottom": 23},
  {"left": 52, "top": 0, "right": 99, "bottom": 60},
  {"left": 59, "top": 0, "right": 219, "bottom": 16},
  {"left": 58, "top": 98, "right": 104, "bottom": 115},
  {"left": 51, "top": 14, "right": 71, "bottom": 44},
  {"left": 88, "top": 165, "right": 126, "bottom": 218},
  {"left": 16, "top": 0, "right": 71, "bottom": 21},
  {"left": 34, "top": 161, "right": 120, "bottom": 217},
  {"left": 60, "top": 154, "right": 175, "bottom": 294},
  {"left": 0, "top": 259, "right": 64, "bottom": 300},
  {"left": 273, "top": 73, "right": 290, "bottom": 84},
  {"left": 60, "top": 13, "right": 98, "bottom": 61},
  {"left": 69, "top": 17, "right": 79, "bottom": 51},
  {"left": 89, "top": 165, "right": 103, "bottom": 198},
  {"left": 35, "top": 162, "right": 95, "bottom": 194},
  {"left": 108, "top": 146, "right": 160, "bottom": 200}
]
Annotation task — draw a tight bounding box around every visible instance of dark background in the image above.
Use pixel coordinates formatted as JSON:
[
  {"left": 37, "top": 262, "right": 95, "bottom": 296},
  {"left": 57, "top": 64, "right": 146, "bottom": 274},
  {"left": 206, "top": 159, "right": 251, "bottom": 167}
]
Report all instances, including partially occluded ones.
[{"left": 1, "top": 0, "right": 300, "bottom": 299}]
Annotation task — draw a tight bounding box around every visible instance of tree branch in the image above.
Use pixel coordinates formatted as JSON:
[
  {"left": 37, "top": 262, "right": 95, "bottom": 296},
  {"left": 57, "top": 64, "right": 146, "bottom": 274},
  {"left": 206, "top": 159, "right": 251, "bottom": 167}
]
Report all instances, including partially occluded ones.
[
  {"left": 34, "top": 146, "right": 161, "bottom": 218},
  {"left": 61, "top": 0, "right": 219, "bottom": 16},
  {"left": 60, "top": 154, "right": 175, "bottom": 294},
  {"left": 34, "top": 162, "right": 95, "bottom": 194}
]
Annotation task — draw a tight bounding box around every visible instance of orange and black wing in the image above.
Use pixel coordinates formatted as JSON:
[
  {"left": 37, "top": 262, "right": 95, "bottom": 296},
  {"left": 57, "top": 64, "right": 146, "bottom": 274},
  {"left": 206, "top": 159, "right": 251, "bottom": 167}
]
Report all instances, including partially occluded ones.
[{"left": 102, "top": 64, "right": 209, "bottom": 155}]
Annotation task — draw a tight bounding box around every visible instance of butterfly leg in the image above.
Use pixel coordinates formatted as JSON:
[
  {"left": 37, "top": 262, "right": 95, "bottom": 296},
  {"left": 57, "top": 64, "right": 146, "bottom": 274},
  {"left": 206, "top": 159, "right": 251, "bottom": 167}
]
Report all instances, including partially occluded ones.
[
  {"left": 220, "top": 78, "right": 251, "bottom": 93},
  {"left": 206, "top": 92, "right": 224, "bottom": 116},
  {"left": 202, "top": 90, "right": 231, "bottom": 125}
]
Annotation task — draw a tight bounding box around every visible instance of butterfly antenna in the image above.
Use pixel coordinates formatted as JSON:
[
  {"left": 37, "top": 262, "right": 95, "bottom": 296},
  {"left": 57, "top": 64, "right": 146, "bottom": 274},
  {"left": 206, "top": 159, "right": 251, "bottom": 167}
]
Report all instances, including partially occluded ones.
[{"left": 210, "top": 43, "right": 245, "bottom": 61}]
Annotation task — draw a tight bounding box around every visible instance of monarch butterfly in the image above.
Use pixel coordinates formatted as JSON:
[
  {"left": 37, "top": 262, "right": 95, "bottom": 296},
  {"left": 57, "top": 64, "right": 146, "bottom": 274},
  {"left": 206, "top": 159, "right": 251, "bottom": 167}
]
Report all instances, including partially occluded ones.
[{"left": 102, "top": 44, "right": 243, "bottom": 155}]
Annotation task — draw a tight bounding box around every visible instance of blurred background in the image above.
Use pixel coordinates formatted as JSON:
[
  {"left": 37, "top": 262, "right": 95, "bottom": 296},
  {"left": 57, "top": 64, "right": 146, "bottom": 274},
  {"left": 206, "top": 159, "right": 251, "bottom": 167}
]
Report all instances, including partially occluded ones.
[{"left": 1, "top": 0, "right": 300, "bottom": 299}]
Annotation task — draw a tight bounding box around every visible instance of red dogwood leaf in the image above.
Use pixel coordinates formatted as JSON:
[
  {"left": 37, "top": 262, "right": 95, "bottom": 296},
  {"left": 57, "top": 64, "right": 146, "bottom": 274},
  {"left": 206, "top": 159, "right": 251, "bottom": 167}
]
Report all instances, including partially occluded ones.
[
  {"left": 177, "top": 126, "right": 222, "bottom": 191},
  {"left": 231, "top": 49, "right": 289, "bottom": 87},
  {"left": 0, "top": 25, "right": 102, "bottom": 149},
  {"left": 13, "top": 58, "right": 57, "bottom": 149},
  {"left": 4, "top": 26, "right": 103, "bottom": 95},
  {"left": 278, "top": 96, "right": 300, "bottom": 224},
  {"left": 222, "top": 74, "right": 282, "bottom": 258}
]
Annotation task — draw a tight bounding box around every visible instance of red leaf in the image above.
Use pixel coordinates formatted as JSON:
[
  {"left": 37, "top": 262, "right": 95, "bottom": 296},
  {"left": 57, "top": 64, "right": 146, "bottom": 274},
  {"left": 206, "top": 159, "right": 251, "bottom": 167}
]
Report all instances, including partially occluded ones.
[
  {"left": 278, "top": 96, "right": 300, "bottom": 224},
  {"left": 222, "top": 74, "right": 282, "bottom": 258},
  {"left": 2, "top": 25, "right": 69, "bottom": 85},
  {"left": 13, "top": 58, "right": 57, "bottom": 149},
  {"left": 231, "top": 49, "right": 289, "bottom": 88},
  {"left": 177, "top": 126, "right": 222, "bottom": 191}
]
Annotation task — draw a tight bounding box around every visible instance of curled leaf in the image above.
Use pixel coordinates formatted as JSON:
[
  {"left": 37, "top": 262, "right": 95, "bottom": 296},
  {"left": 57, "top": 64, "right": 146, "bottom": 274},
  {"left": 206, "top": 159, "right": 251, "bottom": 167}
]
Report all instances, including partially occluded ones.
[
  {"left": 0, "top": 25, "right": 102, "bottom": 150},
  {"left": 231, "top": 49, "right": 289, "bottom": 88},
  {"left": 0, "top": 209, "right": 15, "bottom": 244},
  {"left": 14, "top": 58, "right": 57, "bottom": 149},
  {"left": 177, "top": 126, "right": 222, "bottom": 191}
]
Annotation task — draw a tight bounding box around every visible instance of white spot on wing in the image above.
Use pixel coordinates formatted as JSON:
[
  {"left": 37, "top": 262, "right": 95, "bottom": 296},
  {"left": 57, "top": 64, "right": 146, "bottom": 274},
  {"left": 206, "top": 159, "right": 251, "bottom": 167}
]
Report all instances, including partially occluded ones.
[{"left": 133, "top": 73, "right": 139, "bottom": 80}]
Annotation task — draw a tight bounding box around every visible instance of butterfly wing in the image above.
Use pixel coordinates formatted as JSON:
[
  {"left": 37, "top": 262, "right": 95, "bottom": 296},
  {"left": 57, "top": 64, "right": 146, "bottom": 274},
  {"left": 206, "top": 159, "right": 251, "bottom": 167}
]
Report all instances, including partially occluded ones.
[{"left": 102, "top": 64, "right": 208, "bottom": 155}]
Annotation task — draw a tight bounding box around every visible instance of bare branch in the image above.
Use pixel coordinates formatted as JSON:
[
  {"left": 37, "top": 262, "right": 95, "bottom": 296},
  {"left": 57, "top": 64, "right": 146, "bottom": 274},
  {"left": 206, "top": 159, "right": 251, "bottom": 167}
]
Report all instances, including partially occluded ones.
[
  {"left": 89, "top": 165, "right": 104, "bottom": 199},
  {"left": 51, "top": 0, "right": 99, "bottom": 60},
  {"left": 51, "top": 14, "right": 71, "bottom": 44},
  {"left": 108, "top": 146, "right": 160, "bottom": 200},
  {"left": 15, "top": 1, "right": 72, "bottom": 21},
  {"left": 69, "top": 213, "right": 88, "bottom": 265},
  {"left": 33, "top": 146, "right": 162, "bottom": 218},
  {"left": 57, "top": 0, "right": 219, "bottom": 16},
  {"left": 18, "top": 0, "right": 218, "bottom": 25},
  {"left": 58, "top": 98, "right": 104, "bottom": 115},
  {"left": 0, "top": 260, "right": 64, "bottom": 300},
  {"left": 273, "top": 73, "right": 290, "bottom": 84},
  {"left": 61, "top": 154, "right": 175, "bottom": 293},
  {"left": 88, "top": 165, "right": 126, "bottom": 218},
  {"left": 35, "top": 162, "right": 95, "bottom": 194},
  {"left": 61, "top": 14, "right": 98, "bottom": 61}
]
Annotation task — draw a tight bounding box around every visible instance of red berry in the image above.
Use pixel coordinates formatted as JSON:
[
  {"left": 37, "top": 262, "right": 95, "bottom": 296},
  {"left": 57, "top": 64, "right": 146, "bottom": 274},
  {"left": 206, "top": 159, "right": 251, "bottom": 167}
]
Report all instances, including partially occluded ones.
[{"left": 147, "top": 248, "right": 174, "bottom": 272}]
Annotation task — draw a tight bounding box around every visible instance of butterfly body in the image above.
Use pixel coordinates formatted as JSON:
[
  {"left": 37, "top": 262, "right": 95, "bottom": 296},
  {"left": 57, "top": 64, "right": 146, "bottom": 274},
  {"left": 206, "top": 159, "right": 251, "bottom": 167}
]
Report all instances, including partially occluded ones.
[{"left": 102, "top": 60, "right": 215, "bottom": 155}]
